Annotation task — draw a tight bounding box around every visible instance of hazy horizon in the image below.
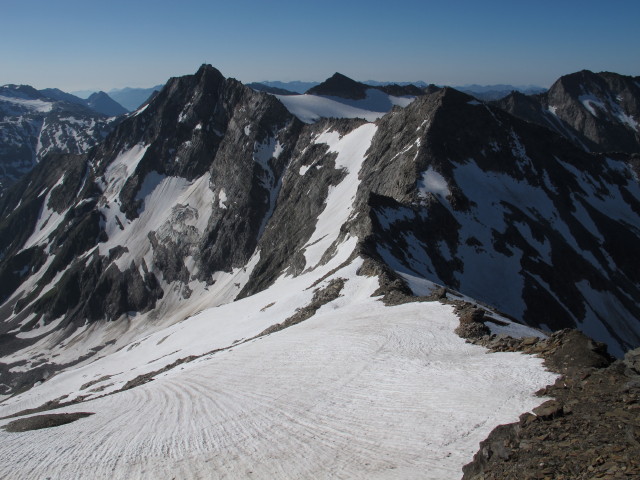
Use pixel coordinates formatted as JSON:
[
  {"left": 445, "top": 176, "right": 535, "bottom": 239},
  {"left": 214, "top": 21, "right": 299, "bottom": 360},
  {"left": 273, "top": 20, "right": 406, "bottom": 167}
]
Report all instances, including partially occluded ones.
[{"left": 2, "top": 0, "right": 639, "bottom": 92}]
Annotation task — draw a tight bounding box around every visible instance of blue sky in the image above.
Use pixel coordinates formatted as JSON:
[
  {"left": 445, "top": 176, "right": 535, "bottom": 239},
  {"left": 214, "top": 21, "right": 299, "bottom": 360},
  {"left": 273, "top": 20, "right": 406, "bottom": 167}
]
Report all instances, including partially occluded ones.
[{"left": 2, "top": 0, "right": 639, "bottom": 91}]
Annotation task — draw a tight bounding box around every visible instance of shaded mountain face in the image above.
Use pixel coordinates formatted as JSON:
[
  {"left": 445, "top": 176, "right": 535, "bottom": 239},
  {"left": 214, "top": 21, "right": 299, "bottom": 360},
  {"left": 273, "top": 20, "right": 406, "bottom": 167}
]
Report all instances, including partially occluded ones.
[
  {"left": 0, "top": 65, "right": 639, "bottom": 395},
  {"left": 495, "top": 70, "right": 640, "bottom": 153},
  {"left": 86, "top": 91, "right": 129, "bottom": 116},
  {"left": 0, "top": 85, "right": 120, "bottom": 194},
  {"left": 39, "top": 88, "right": 88, "bottom": 106},
  {"left": 307, "top": 72, "right": 370, "bottom": 99},
  {"left": 359, "top": 88, "right": 640, "bottom": 357}
]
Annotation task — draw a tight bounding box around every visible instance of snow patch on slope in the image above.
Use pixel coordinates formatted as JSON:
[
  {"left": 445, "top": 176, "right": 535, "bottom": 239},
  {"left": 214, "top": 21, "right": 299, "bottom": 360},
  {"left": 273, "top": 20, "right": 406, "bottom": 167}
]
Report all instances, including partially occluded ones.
[
  {"left": 22, "top": 174, "right": 68, "bottom": 251},
  {"left": 0, "top": 95, "right": 53, "bottom": 113},
  {"left": 303, "top": 124, "right": 377, "bottom": 268},
  {"left": 98, "top": 171, "right": 214, "bottom": 272}
]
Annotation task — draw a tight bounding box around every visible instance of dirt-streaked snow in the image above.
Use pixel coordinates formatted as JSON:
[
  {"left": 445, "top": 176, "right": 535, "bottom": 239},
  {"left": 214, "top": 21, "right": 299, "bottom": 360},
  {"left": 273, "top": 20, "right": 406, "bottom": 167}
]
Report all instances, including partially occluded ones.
[{"left": 0, "top": 256, "right": 557, "bottom": 480}]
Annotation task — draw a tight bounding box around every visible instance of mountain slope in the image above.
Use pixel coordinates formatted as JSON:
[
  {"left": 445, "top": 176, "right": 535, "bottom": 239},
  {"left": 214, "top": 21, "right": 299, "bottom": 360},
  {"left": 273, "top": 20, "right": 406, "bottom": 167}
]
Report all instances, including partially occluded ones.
[
  {"left": 1, "top": 64, "right": 639, "bottom": 478},
  {"left": 0, "top": 257, "right": 557, "bottom": 480},
  {"left": 0, "top": 85, "right": 119, "bottom": 194},
  {"left": 496, "top": 70, "right": 640, "bottom": 153},
  {"left": 359, "top": 88, "right": 640, "bottom": 356},
  {"left": 0, "top": 66, "right": 638, "bottom": 385}
]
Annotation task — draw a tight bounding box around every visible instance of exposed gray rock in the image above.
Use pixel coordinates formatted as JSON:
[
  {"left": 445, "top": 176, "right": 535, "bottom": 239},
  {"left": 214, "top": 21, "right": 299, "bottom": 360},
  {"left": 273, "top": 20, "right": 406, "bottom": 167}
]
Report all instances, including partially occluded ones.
[{"left": 495, "top": 70, "right": 640, "bottom": 153}]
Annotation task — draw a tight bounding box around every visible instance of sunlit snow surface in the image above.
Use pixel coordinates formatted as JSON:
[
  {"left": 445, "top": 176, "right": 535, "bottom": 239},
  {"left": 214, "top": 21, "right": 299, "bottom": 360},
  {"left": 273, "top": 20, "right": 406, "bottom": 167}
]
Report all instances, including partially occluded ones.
[
  {"left": 0, "top": 253, "right": 556, "bottom": 479},
  {"left": 276, "top": 89, "right": 414, "bottom": 123},
  {"left": 0, "top": 121, "right": 557, "bottom": 479}
]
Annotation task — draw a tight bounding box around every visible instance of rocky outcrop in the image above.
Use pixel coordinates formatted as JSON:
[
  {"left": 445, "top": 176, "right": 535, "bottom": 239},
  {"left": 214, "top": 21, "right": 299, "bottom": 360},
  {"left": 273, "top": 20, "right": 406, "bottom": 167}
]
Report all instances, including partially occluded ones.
[
  {"left": 495, "top": 70, "right": 640, "bottom": 153},
  {"left": 459, "top": 323, "right": 640, "bottom": 480}
]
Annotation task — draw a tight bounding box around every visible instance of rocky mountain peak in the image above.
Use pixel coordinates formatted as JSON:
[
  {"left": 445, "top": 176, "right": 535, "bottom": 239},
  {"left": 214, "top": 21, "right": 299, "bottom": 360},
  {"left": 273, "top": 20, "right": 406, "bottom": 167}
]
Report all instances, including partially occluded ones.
[
  {"left": 496, "top": 70, "right": 640, "bottom": 153},
  {"left": 86, "top": 91, "right": 128, "bottom": 116},
  {"left": 306, "top": 72, "right": 369, "bottom": 99}
]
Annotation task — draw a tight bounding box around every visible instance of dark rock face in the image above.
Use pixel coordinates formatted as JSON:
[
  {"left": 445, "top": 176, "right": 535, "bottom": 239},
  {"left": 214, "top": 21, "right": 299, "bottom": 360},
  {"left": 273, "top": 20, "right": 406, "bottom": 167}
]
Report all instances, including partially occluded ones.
[
  {"left": 495, "top": 70, "right": 640, "bottom": 153},
  {"left": 2, "top": 412, "right": 94, "bottom": 432}
]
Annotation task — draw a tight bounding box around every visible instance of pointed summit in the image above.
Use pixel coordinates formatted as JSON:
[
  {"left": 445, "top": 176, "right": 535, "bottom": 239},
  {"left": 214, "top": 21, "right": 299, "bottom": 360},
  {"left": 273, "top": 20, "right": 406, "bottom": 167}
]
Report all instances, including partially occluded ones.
[
  {"left": 86, "top": 91, "right": 128, "bottom": 116},
  {"left": 306, "top": 72, "right": 369, "bottom": 100}
]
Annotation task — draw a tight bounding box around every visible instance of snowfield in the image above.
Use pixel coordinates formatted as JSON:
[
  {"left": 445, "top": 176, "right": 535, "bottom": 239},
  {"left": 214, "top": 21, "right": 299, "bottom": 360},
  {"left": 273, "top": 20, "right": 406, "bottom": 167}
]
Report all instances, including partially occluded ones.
[
  {"left": 276, "top": 89, "right": 414, "bottom": 123},
  {"left": 0, "top": 257, "right": 557, "bottom": 479}
]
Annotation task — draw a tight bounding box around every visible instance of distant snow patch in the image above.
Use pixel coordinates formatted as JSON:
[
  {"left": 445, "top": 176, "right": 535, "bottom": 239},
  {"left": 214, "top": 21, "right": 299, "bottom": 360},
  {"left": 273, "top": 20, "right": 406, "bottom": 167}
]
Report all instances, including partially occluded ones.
[
  {"left": 0, "top": 95, "right": 53, "bottom": 113},
  {"left": 615, "top": 111, "right": 638, "bottom": 130},
  {"left": 132, "top": 104, "right": 149, "bottom": 117},
  {"left": 299, "top": 165, "right": 311, "bottom": 176},
  {"left": 276, "top": 89, "right": 414, "bottom": 124}
]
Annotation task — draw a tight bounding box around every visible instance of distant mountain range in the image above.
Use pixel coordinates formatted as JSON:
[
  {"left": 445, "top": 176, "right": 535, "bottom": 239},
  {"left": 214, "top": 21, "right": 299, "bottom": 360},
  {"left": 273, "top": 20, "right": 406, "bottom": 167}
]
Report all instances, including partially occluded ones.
[
  {"left": 251, "top": 79, "right": 545, "bottom": 100},
  {"left": 73, "top": 85, "right": 164, "bottom": 111},
  {"left": 457, "top": 84, "right": 547, "bottom": 101},
  {"left": 106, "top": 85, "right": 164, "bottom": 111},
  {"left": 0, "top": 84, "right": 123, "bottom": 193},
  {"left": 35, "top": 88, "right": 127, "bottom": 116}
]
